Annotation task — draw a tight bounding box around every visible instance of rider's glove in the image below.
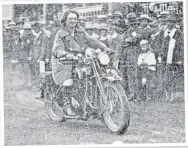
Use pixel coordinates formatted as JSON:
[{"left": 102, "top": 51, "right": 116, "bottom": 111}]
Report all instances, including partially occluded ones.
[{"left": 104, "top": 47, "right": 115, "bottom": 54}]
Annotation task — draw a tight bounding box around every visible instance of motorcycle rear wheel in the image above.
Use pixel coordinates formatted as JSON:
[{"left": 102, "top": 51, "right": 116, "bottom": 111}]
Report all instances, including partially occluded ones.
[
  {"left": 102, "top": 82, "right": 130, "bottom": 135},
  {"left": 44, "top": 75, "right": 65, "bottom": 122}
]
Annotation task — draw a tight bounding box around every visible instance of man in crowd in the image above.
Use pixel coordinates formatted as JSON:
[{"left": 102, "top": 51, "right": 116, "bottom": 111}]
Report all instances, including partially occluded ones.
[
  {"left": 85, "top": 22, "right": 99, "bottom": 39},
  {"left": 160, "top": 15, "right": 184, "bottom": 102},
  {"left": 113, "top": 11, "right": 126, "bottom": 36},
  {"left": 78, "top": 16, "right": 86, "bottom": 29},
  {"left": 99, "top": 23, "right": 109, "bottom": 47},
  {"left": 108, "top": 20, "right": 123, "bottom": 70},
  {"left": 135, "top": 14, "right": 155, "bottom": 43},
  {"left": 30, "top": 22, "right": 48, "bottom": 90},
  {"left": 92, "top": 22, "right": 100, "bottom": 36},
  {"left": 20, "top": 23, "right": 35, "bottom": 87},
  {"left": 11, "top": 29, "right": 21, "bottom": 73},
  {"left": 121, "top": 13, "right": 139, "bottom": 100},
  {"left": 16, "top": 21, "right": 24, "bottom": 37}
]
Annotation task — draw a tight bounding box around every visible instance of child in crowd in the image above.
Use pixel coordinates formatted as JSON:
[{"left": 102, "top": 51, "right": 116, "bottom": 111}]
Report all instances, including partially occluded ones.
[{"left": 137, "top": 39, "right": 157, "bottom": 101}]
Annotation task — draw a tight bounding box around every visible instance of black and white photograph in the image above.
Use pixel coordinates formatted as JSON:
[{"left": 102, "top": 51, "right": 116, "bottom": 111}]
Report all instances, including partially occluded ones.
[{"left": 1, "top": 0, "right": 187, "bottom": 146}]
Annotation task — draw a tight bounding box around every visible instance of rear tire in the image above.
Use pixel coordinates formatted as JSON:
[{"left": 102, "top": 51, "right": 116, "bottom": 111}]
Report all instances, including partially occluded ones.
[
  {"left": 102, "top": 82, "right": 130, "bottom": 134},
  {"left": 44, "top": 75, "right": 65, "bottom": 122}
]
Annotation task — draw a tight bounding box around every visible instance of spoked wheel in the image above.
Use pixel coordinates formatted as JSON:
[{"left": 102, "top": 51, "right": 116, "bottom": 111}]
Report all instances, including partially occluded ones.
[
  {"left": 44, "top": 75, "right": 65, "bottom": 122},
  {"left": 102, "top": 82, "right": 130, "bottom": 134}
]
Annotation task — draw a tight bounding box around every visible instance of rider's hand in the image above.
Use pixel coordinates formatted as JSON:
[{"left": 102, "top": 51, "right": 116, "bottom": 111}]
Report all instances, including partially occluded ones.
[
  {"left": 104, "top": 47, "right": 115, "bottom": 54},
  {"left": 66, "top": 53, "right": 74, "bottom": 60}
]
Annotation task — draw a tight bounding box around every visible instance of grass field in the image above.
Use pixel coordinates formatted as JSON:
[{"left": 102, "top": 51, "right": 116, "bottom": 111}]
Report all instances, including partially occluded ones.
[{"left": 3, "top": 64, "right": 185, "bottom": 145}]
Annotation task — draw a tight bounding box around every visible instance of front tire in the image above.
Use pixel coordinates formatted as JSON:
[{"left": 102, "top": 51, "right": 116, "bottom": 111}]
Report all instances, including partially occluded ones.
[
  {"left": 102, "top": 82, "right": 130, "bottom": 134},
  {"left": 44, "top": 75, "right": 65, "bottom": 122}
]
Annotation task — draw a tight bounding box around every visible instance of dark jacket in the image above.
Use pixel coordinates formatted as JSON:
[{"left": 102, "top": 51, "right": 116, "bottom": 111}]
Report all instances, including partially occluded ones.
[
  {"left": 20, "top": 32, "right": 34, "bottom": 61},
  {"left": 11, "top": 39, "right": 22, "bottom": 60},
  {"left": 160, "top": 29, "right": 183, "bottom": 64},
  {"left": 31, "top": 31, "right": 49, "bottom": 61}
]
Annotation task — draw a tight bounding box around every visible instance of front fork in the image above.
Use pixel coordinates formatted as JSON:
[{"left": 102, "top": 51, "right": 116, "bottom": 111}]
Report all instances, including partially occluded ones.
[{"left": 91, "top": 59, "right": 109, "bottom": 114}]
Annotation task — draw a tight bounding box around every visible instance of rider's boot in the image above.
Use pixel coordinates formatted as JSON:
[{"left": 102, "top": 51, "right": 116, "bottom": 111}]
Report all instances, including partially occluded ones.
[
  {"left": 64, "top": 105, "right": 77, "bottom": 116},
  {"left": 63, "top": 96, "right": 77, "bottom": 116}
]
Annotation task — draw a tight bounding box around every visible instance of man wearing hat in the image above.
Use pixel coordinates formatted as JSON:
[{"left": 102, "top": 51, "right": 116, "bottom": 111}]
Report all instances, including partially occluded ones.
[
  {"left": 29, "top": 22, "right": 49, "bottom": 90},
  {"left": 159, "top": 14, "right": 183, "bottom": 102},
  {"left": 11, "top": 29, "right": 22, "bottom": 73},
  {"left": 85, "top": 22, "right": 99, "bottom": 40},
  {"left": 8, "top": 21, "right": 16, "bottom": 30},
  {"left": 3, "top": 26, "right": 13, "bottom": 55},
  {"left": 20, "top": 23, "right": 35, "bottom": 86},
  {"left": 134, "top": 14, "right": 156, "bottom": 42},
  {"left": 113, "top": 11, "right": 123, "bottom": 24},
  {"left": 99, "top": 23, "right": 109, "bottom": 47},
  {"left": 113, "top": 11, "right": 126, "bottom": 36},
  {"left": 16, "top": 21, "right": 24, "bottom": 37},
  {"left": 78, "top": 16, "right": 86, "bottom": 28},
  {"left": 120, "top": 13, "right": 141, "bottom": 101},
  {"left": 92, "top": 22, "right": 100, "bottom": 36},
  {"left": 43, "top": 20, "right": 56, "bottom": 65},
  {"left": 108, "top": 20, "right": 123, "bottom": 70}
]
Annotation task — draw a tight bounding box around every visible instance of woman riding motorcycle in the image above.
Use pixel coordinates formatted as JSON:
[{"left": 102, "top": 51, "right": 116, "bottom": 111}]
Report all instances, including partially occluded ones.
[{"left": 52, "top": 10, "right": 111, "bottom": 116}]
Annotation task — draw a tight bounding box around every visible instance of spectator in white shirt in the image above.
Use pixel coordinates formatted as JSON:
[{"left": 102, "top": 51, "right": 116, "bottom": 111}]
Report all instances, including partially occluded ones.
[{"left": 137, "top": 40, "right": 157, "bottom": 101}]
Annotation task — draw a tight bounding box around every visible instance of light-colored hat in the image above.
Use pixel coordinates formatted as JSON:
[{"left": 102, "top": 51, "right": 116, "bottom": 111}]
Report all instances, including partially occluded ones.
[
  {"left": 8, "top": 22, "right": 16, "bottom": 26},
  {"left": 31, "top": 22, "right": 42, "bottom": 28},
  {"left": 12, "top": 29, "right": 20, "bottom": 35},
  {"left": 99, "top": 23, "right": 108, "bottom": 30},
  {"left": 139, "top": 14, "right": 153, "bottom": 22},
  {"left": 92, "top": 22, "right": 100, "bottom": 29},
  {"left": 160, "top": 11, "right": 170, "bottom": 16},
  {"left": 127, "top": 13, "right": 137, "bottom": 22},
  {"left": 113, "top": 11, "right": 123, "bottom": 18},
  {"left": 158, "top": 11, "right": 170, "bottom": 20},
  {"left": 23, "top": 23, "right": 32, "bottom": 29},
  {"left": 140, "top": 40, "right": 149, "bottom": 45},
  {"left": 165, "top": 15, "right": 178, "bottom": 23},
  {"left": 107, "top": 18, "right": 113, "bottom": 24},
  {"left": 85, "top": 22, "right": 93, "bottom": 29}
]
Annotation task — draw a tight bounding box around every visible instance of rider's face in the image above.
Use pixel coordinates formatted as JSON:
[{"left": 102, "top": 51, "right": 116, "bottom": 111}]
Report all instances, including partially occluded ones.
[{"left": 66, "top": 13, "right": 78, "bottom": 29}]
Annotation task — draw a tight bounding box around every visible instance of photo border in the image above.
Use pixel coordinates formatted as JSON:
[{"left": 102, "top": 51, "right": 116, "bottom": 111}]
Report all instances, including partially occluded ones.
[{"left": 0, "top": 0, "right": 187, "bottom": 147}]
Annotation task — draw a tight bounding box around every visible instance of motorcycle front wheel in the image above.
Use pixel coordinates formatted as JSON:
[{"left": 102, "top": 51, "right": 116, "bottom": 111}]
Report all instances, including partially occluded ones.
[
  {"left": 102, "top": 82, "right": 130, "bottom": 135},
  {"left": 44, "top": 75, "right": 65, "bottom": 122}
]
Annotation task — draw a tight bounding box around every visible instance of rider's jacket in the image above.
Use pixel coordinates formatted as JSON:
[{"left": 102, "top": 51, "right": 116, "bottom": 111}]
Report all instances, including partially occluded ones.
[{"left": 52, "top": 26, "right": 107, "bottom": 85}]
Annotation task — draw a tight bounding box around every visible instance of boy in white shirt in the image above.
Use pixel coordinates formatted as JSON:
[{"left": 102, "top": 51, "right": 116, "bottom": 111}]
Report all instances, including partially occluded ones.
[{"left": 137, "top": 40, "right": 157, "bottom": 101}]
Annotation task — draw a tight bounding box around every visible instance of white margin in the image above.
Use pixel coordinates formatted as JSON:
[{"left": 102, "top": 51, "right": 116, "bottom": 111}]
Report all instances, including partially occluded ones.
[
  {"left": 183, "top": 0, "right": 188, "bottom": 144},
  {"left": 0, "top": 1, "right": 5, "bottom": 148},
  {"left": 0, "top": 0, "right": 187, "bottom": 148}
]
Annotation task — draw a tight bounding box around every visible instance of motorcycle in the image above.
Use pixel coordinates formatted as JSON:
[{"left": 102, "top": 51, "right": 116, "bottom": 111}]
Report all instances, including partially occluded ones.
[{"left": 40, "top": 48, "right": 130, "bottom": 135}]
